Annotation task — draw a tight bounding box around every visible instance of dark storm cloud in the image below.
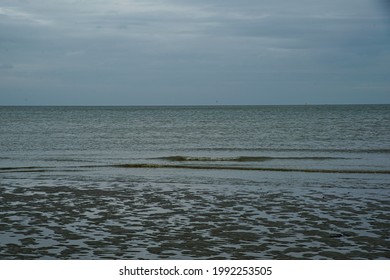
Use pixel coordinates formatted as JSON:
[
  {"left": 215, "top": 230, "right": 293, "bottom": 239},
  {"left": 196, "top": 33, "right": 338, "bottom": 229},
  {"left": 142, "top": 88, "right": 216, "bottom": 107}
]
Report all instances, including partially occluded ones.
[{"left": 0, "top": 0, "right": 389, "bottom": 105}]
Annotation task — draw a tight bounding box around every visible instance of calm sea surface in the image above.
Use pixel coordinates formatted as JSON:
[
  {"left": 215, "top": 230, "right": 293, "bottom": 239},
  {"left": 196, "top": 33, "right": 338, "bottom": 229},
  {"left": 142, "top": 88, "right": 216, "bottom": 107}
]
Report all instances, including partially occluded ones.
[{"left": 0, "top": 105, "right": 389, "bottom": 259}]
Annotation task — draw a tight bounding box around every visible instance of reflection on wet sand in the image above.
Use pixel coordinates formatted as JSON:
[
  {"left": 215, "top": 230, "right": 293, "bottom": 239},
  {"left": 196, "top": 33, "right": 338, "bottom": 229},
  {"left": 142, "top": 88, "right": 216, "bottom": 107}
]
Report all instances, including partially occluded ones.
[{"left": 1, "top": 178, "right": 389, "bottom": 259}]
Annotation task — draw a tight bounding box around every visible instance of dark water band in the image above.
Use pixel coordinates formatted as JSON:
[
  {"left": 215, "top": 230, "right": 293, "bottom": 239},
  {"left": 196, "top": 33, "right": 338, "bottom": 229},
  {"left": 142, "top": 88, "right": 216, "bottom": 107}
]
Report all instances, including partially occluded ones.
[
  {"left": 114, "top": 164, "right": 390, "bottom": 174},
  {"left": 1, "top": 164, "right": 390, "bottom": 174},
  {"left": 157, "top": 156, "right": 349, "bottom": 162}
]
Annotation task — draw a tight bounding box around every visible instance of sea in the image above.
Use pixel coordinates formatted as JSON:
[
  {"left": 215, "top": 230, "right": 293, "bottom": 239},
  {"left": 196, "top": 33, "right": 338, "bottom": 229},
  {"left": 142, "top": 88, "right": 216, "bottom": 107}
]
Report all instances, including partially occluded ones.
[{"left": 0, "top": 105, "right": 389, "bottom": 259}]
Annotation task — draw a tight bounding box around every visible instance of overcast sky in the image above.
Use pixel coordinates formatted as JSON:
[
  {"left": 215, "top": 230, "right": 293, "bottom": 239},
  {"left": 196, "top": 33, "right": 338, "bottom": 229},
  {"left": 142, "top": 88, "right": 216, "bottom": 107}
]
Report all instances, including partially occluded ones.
[{"left": 1, "top": 0, "right": 389, "bottom": 105}]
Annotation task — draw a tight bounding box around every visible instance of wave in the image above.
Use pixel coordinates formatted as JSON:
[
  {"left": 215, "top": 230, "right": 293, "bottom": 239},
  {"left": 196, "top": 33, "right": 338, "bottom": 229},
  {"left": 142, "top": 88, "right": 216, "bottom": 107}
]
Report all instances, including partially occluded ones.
[
  {"left": 188, "top": 148, "right": 390, "bottom": 154},
  {"left": 157, "top": 156, "right": 347, "bottom": 162},
  {"left": 114, "top": 163, "right": 390, "bottom": 174},
  {"left": 2, "top": 164, "right": 389, "bottom": 175},
  {"left": 0, "top": 166, "right": 49, "bottom": 173},
  {"left": 0, "top": 166, "right": 92, "bottom": 173}
]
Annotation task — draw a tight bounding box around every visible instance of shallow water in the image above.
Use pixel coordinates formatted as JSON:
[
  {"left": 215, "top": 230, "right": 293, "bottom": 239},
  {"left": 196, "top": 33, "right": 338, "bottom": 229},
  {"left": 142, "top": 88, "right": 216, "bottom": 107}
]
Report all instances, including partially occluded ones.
[{"left": 0, "top": 105, "right": 389, "bottom": 259}]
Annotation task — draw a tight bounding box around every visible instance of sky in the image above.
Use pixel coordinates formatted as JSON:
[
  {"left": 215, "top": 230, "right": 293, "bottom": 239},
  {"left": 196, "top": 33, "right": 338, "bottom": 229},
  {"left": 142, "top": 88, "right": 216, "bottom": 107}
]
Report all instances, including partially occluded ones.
[{"left": 0, "top": 0, "right": 389, "bottom": 105}]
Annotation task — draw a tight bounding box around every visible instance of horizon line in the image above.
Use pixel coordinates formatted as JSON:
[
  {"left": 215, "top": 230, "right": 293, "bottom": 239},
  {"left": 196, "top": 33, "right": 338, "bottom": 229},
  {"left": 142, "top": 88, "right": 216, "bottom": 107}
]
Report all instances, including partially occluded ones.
[{"left": 0, "top": 103, "right": 389, "bottom": 107}]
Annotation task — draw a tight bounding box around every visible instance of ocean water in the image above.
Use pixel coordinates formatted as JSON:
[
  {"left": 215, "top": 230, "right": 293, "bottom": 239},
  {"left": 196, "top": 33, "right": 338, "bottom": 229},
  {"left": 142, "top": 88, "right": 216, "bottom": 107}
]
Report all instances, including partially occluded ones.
[{"left": 0, "top": 105, "right": 389, "bottom": 259}]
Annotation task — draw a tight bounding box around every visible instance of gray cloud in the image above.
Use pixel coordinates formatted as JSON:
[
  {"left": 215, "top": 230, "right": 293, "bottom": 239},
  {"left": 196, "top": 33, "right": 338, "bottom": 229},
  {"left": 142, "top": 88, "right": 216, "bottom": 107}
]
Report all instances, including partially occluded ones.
[
  {"left": 0, "top": 0, "right": 389, "bottom": 105},
  {"left": 0, "top": 63, "right": 13, "bottom": 70}
]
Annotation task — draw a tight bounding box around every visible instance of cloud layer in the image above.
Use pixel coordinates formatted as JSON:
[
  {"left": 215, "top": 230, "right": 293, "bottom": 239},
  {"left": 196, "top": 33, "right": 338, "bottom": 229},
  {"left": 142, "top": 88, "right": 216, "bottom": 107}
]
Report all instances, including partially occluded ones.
[{"left": 1, "top": 0, "right": 389, "bottom": 105}]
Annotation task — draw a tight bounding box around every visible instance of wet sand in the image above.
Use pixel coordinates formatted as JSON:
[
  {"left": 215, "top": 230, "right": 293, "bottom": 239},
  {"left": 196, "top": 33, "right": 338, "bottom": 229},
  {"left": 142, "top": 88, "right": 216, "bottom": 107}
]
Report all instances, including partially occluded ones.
[{"left": 1, "top": 172, "right": 389, "bottom": 259}]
